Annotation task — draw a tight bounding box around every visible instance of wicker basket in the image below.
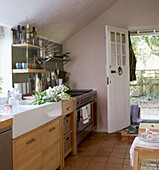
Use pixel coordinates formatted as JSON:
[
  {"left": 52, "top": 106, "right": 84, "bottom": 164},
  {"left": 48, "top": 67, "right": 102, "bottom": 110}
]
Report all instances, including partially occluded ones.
[
  {"left": 64, "top": 115, "right": 71, "bottom": 135},
  {"left": 64, "top": 134, "right": 72, "bottom": 153}
]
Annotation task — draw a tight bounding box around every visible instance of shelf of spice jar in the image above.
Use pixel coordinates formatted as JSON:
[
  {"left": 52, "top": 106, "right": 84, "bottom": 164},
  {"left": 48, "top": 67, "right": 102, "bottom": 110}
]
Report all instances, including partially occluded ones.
[
  {"left": 12, "top": 69, "right": 46, "bottom": 73},
  {"left": 12, "top": 44, "right": 46, "bottom": 50}
]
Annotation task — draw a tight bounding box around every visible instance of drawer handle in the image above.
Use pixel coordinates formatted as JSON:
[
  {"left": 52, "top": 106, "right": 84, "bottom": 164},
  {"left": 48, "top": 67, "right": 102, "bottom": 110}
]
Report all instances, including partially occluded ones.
[
  {"left": 65, "top": 119, "right": 68, "bottom": 123},
  {"left": 49, "top": 127, "right": 56, "bottom": 132},
  {"left": 66, "top": 136, "right": 70, "bottom": 140},
  {"left": 26, "top": 139, "right": 36, "bottom": 145},
  {"left": 67, "top": 107, "right": 72, "bottom": 111}
]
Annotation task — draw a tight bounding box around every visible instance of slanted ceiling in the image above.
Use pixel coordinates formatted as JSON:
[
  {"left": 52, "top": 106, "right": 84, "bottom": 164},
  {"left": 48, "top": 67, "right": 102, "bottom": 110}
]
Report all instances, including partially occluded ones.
[{"left": 0, "top": 0, "right": 118, "bottom": 43}]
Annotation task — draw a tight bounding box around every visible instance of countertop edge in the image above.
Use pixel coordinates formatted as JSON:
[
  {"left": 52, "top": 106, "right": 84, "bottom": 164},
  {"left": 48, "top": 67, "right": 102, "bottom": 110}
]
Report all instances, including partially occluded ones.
[{"left": 0, "top": 116, "right": 13, "bottom": 129}]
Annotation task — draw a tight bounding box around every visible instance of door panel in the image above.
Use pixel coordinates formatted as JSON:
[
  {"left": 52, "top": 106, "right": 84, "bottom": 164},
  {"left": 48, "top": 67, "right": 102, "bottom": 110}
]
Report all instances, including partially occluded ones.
[{"left": 105, "top": 26, "right": 130, "bottom": 133}]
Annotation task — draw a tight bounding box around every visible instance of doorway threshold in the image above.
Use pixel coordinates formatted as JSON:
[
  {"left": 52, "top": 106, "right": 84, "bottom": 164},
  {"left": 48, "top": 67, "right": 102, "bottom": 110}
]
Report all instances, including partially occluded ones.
[{"left": 142, "top": 119, "right": 159, "bottom": 123}]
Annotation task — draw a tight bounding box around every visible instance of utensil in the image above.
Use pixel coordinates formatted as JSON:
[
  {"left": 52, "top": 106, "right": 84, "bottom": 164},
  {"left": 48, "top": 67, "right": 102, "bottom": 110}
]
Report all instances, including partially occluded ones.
[
  {"left": 14, "top": 83, "right": 23, "bottom": 94},
  {"left": 22, "top": 83, "right": 27, "bottom": 94},
  {"left": 56, "top": 79, "right": 63, "bottom": 86},
  {"left": 26, "top": 82, "right": 31, "bottom": 94}
]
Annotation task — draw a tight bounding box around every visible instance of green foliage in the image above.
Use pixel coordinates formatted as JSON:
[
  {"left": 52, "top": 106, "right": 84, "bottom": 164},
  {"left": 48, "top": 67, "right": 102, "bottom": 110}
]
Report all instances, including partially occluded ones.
[
  {"left": 0, "top": 77, "right": 2, "bottom": 93},
  {"left": 130, "top": 35, "right": 159, "bottom": 98},
  {"left": 31, "top": 85, "right": 74, "bottom": 105},
  {"left": 130, "top": 35, "right": 159, "bottom": 68},
  {"left": 131, "top": 94, "right": 159, "bottom": 104}
]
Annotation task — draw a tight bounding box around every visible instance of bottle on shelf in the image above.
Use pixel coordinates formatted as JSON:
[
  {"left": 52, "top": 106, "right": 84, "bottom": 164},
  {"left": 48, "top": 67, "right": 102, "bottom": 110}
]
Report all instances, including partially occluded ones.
[
  {"left": 30, "top": 27, "right": 38, "bottom": 45},
  {"left": 30, "top": 27, "right": 34, "bottom": 44},
  {"left": 21, "top": 26, "right": 26, "bottom": 44},
  {"left": 26, "top": 24, "right": 30, "bottom": 44},
  {"left": 35, "top": 29, "right": 39, "bottom": 45},
  {"left": 16, "top": 25, "right": 21, "bottom": 44}
]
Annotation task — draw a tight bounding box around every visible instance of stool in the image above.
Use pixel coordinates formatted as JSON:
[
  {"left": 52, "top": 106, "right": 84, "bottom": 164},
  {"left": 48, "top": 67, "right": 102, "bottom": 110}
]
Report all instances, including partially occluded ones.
[
  {"left": 133, "top": 123, "right": 159, "bottom": 170},
  {"left": 134, "top": 147, "right": 159, "bottom": 170}
]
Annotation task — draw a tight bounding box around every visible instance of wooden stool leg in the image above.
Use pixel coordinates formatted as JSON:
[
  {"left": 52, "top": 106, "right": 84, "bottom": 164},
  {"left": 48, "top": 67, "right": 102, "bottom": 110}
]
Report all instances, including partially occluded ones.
[{"left": 134, "top": 150, "right": 140, "bottom": 170}]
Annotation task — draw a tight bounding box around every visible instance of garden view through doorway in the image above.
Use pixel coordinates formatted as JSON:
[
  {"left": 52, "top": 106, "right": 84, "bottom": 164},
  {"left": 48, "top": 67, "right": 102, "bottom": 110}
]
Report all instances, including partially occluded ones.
[{"left": 130, "top": 34, "right": 159, "bottom": 121}]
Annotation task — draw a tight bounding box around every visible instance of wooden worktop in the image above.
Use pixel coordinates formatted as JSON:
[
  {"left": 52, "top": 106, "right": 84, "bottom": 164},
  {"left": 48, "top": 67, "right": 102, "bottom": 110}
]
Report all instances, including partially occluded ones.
[{"left": 0, "top": 115, "right": 13, "bottom": 129}]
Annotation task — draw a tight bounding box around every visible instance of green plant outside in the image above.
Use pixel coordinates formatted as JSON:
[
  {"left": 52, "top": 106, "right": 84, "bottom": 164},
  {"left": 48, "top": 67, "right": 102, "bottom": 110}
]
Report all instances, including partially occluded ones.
[{"left": 130, "top": 35, "right": 159, "bottom": 103}]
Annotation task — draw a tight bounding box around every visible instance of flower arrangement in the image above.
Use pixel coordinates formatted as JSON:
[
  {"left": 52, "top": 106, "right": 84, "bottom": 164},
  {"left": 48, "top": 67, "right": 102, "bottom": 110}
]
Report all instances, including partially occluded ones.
[{"left": 31, "top": 85, "right": 73, "bottom": 105}]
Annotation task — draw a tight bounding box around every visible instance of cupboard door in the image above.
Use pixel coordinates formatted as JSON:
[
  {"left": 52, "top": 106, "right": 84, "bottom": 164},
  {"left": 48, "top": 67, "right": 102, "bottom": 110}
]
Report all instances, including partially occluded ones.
[
  {"left": 13, "top": 128, "right": 42, "bottom": 170},
  {"left": 42, "top": 118, "right": 61, "bottom": 170}
]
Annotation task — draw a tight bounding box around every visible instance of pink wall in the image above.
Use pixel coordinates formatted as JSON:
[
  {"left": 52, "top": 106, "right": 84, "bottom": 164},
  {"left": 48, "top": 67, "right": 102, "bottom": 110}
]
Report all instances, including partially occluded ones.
[{"left": 63, "top": 0, "right": 159, "bottom": 132}]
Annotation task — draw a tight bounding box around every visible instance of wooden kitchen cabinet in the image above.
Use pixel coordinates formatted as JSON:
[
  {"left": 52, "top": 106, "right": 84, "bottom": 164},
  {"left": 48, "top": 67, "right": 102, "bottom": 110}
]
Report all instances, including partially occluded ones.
[
  {"left": 13, "top": 117, "right": 62, "bottom": 170},
  {"left": 62, "top": 100, "right": 76, "bottom": 168},
  {"left": 42, "top": 117, "right": 61, "bottom": 170},
  {"left": 12, "top": 128, "right": 42, "bottom": 170}
]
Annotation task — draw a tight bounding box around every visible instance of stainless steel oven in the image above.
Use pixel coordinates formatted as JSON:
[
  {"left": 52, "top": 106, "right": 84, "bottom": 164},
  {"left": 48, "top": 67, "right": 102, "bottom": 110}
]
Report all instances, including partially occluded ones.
[{"left": 66, "top": 89, "right": 93, "bottom": 152}]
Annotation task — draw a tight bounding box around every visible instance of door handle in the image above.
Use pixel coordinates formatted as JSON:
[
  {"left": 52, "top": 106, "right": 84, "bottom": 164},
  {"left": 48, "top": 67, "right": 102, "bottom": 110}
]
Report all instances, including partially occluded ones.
[
  {"left": 111, "top": 70, "right": 116, "bottom": 73},
  {"left": 49, "top": 127, "right": 56, "bottom": 132},
  {"left": 26, "top": 139, "right": 36, "bottom": 145},
  {"left": 65, "top": 119, "right": 68, "bottom": 123},
  {"left": 66, "top": 107, "right": 72, "bottom": 111}
]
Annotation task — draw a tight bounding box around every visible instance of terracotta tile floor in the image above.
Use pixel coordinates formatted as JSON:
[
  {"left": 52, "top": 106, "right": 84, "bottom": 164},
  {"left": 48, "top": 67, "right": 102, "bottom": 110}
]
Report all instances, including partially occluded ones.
[{"left": 64, "top": 132, "right": 159, "bottom": 170}]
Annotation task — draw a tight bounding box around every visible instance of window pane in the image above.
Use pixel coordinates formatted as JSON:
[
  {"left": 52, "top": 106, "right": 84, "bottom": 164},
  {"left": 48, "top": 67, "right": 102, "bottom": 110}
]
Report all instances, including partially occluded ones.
[
  {"left": 122, "top": 45, "right": 126, "bottom": 55},
  {"left": 111, "top": 32, "right": 115, "bottom": 42},
  {"left": 111, "top": 54, "right": 116, "bottom": 66},
  {"left": 122, "top": 34, "right": 125, "bottom": 43},
  {"left": 117, "top": 55, "right": 121, "bottom": 65},
  {"left": 117, "top": 44, "right": 121, "bottom": 55},
  {"left": 111, "top": 43, "right": 115, "bottom": 54},
  {"left": 117, "top": 33, "right": 120, "bottom": 43},
  {"left": 122, "top": 55, "right": 126, "bottom": 65}
]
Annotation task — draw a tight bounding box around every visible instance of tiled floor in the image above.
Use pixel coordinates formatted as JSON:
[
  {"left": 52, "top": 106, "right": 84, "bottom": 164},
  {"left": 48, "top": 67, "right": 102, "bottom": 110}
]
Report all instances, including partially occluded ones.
[{"left": 64, "top": 132, "right": 159, "bottom": 170}]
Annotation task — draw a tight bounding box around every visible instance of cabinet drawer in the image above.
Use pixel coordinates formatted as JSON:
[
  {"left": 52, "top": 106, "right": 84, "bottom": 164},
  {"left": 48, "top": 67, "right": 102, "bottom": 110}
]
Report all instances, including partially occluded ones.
[
  {"left": 62, "top": 100, "right": 74, "bottom": 116},
  {"left": 13, "top": 128, "right": 42, "bottom": 170},
  {"left": 42, "top": 118, "right": 61, "bottom": 170}
]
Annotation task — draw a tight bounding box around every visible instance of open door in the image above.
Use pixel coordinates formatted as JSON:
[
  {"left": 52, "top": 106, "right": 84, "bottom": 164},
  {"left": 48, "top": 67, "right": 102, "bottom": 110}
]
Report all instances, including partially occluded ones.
[{"left": 105, "top": 25, "right": 130, "bottom": 133}]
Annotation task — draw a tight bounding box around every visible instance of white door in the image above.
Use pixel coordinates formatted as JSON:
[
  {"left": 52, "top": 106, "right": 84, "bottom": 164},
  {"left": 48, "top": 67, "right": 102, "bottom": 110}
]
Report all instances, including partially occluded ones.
[{"left": 105, "top": 25, "right": 130, "bottom": 133}]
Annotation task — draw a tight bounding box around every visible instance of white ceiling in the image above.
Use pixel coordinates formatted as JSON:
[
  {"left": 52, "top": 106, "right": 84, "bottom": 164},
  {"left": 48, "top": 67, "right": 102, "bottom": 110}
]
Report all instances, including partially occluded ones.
[{"left": 0, "top": 0, "right": 118, "bottom": 43}]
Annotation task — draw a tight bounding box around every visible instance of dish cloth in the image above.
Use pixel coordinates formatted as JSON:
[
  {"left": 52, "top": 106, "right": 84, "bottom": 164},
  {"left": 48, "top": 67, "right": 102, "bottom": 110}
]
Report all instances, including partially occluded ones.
[
  {"left": 130, "top": 137, "right": 159, "bottom": 167},
  {"left": 80, "top": 104, "right": 91, "bottom": 124}
]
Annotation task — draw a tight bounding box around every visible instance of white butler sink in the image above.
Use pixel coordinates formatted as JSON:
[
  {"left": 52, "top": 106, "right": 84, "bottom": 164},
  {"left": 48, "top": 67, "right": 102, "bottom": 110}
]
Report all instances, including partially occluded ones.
[{"left": 0, "top": 102, "right": 62, "bottom": 138}]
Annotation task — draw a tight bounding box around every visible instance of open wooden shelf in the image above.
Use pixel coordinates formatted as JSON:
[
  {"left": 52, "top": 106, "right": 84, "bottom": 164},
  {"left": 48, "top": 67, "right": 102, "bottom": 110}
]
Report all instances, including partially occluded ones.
[
  {"left": 12, "top": 44, "right": 46, "bottom": 50},
  {"left": 64, "top": 147, "right": 72, "bottom": 158},
  {"left": 12, "top": 69, "right": 46, "bottom": 73},
  {"left": 64, "top": 130, "right": 73, "bottom": 138},
  {"left": 62, "top": 100, "right": 76, "bottom": 168}
]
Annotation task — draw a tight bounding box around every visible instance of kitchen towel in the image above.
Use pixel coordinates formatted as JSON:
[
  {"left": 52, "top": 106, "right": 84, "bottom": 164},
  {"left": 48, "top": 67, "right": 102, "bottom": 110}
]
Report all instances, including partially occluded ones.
[
  {"left": 130, "top": 137, "right": 159, "bottom": 167},
  {"left": 80, "top": 104, "right": 91, "bottom": 124}
]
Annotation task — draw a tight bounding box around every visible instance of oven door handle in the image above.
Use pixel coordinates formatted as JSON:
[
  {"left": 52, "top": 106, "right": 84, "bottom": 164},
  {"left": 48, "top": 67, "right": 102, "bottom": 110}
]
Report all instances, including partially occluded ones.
[{"left": 76, "top": 102, "right": 93, "bottom": 111}]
